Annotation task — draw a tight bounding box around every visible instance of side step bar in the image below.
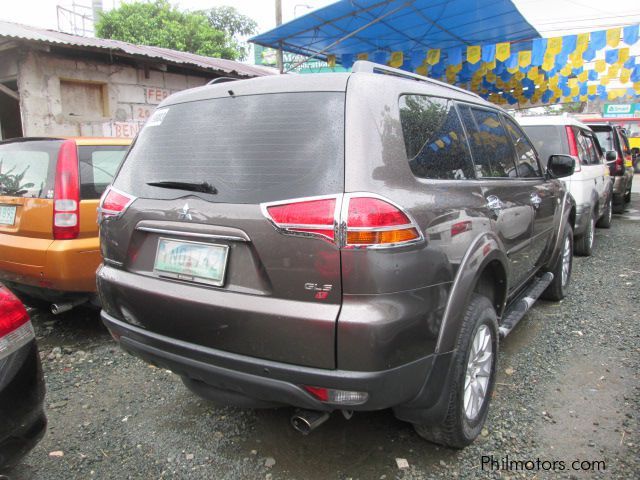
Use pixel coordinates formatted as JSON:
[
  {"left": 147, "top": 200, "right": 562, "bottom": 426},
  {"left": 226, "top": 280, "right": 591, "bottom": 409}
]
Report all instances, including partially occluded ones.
[{"left": 499, "top": 272, "right": 554, "bottom": 338}]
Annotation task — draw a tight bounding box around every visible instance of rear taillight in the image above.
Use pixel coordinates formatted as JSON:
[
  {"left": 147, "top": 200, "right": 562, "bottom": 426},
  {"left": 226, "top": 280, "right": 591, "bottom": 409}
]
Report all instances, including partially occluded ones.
[
  {"left": 0, "top": 286, "right": 34, "bottom": 359},
  {"left": 98, "top": 186, "right": 136, "bottom": 223},
  {"left": 53, "top": 140, "right": 80, "bottom": 239},
  {"left": 344, "top": 195, "right": 421, "bottom": 247},
  {"left": 263, "top": 196, "right": 337, "bottom": 241},
  {"left": 262, "top": 194, "right": 422, "bottom": 248},
  {"left": 565, "top": 126, "right": 581, "bottom": 172}
]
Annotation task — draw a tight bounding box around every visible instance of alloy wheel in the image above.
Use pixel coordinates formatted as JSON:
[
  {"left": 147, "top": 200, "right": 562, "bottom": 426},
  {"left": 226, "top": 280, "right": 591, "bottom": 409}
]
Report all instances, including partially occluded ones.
[
  {"left": 463, "top": 324, "right": 493, "bottom": 421},
  {"left": 561, "top": 235, "right": 571, "bottom": 287}
]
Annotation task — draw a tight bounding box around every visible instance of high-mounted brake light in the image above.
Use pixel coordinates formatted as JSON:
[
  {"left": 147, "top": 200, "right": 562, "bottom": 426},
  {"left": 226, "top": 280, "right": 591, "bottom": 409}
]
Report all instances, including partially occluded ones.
[
  {"left": 98, "top": 186, "right": 136, "bottom": 223},
  {"left": 565, "top": 126, "right": 581, "bottom": 172},
  {"left": 53, "top": 140, "right": 80, "bottom": 239},
  {"left": 344, "top": 195, "right": 421, "bottom": 247},
  {"left": 0, "top": 286, "right": 34, "bottom": 359},
  {"left": 264, "top": 197, "right": 337, "bottom": 241}
]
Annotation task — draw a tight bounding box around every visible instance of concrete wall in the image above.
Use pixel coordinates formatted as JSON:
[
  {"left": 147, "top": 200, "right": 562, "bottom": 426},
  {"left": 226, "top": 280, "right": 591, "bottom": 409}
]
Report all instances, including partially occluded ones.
[{"left": 17, "top": 50, "right": 209, "bottom": 137}]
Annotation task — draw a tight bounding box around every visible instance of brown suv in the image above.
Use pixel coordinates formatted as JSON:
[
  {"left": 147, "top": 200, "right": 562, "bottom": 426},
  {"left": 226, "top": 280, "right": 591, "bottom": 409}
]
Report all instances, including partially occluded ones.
[{"left": 97, "top": 62, "right": 576, "bottom": 448}]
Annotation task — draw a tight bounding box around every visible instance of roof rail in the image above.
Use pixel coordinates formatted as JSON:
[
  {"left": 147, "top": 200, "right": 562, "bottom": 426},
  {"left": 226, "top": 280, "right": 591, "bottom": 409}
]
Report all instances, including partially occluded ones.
[
  {"left": 351, "top": 60, "right": 483, "bottom": 100},
  {"left": 207, "top": 76, "right": 239, "bottom": 85}
]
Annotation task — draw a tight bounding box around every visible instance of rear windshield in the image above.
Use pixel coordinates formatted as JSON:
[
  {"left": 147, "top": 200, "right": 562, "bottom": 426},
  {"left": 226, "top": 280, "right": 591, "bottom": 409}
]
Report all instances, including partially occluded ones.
[
  {"left": 113, "top": 92, "right": 345, "bottom": 203},
  {"left": 520, "top": 125, "right": 568, "bottom": 166},
  {"left": 79, "top": 145, "right": 128, "bottom": 199},
  {"left": 0, "top": 140, "right": 61, "bottom": 198}
]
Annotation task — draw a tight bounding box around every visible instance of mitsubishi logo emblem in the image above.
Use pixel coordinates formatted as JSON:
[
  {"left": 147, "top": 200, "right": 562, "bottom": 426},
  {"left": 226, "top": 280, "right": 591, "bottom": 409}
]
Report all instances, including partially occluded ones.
[{"left": 179, "top": 203, "right": 192, "bottom": 221}]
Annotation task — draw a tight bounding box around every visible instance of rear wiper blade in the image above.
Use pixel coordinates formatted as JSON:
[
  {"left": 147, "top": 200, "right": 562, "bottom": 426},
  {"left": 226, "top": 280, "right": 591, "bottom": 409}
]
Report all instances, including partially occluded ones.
[{"left": 147, "top": 181, "right": 217, "bottom": 194}]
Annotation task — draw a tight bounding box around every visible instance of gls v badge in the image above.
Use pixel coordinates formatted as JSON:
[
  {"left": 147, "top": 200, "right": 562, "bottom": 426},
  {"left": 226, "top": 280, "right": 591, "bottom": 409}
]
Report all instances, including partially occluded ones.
[{"left": 305, "top": 283, "right": 333, "bottom": 300}]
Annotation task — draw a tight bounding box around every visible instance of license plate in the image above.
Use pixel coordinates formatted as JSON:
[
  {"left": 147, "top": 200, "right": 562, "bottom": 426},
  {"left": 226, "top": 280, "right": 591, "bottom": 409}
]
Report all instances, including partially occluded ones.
[
  {"left": 153, "top": 238, "right": 229, "bottom": 286},
  {"left": 0, "top": 205, "right": 17, "bottom": 225}
]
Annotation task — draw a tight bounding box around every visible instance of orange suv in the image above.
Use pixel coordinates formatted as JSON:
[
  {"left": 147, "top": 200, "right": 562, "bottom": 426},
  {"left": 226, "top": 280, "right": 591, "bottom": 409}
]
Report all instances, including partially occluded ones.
[{"left": 0, "top": 137, "right": 130, "bottom": 311}]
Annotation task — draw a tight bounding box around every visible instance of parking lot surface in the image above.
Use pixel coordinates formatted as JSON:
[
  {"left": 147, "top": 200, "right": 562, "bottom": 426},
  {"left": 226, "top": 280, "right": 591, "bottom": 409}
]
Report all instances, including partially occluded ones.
[{"left": 7, "top": 194, "right": 640, "bottom": 480}]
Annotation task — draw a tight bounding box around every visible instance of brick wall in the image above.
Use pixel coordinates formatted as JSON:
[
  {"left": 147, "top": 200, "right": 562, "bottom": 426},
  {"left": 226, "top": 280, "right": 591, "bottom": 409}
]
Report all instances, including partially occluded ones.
[{"left": 17, "top": 50, "right": 209, "bottom": 137}]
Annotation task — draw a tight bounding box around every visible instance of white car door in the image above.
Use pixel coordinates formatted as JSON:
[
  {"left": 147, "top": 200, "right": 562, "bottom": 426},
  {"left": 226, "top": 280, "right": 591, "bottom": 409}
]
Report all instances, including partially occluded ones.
[{"left": 575, "top": 127, "right": 603, "bottom": 212}]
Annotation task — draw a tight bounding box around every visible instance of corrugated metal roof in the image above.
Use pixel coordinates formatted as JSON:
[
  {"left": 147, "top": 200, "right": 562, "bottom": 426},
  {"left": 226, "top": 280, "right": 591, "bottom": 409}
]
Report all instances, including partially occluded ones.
[{"left": 0, "top": 20, "right": 276, "bottom": 78}]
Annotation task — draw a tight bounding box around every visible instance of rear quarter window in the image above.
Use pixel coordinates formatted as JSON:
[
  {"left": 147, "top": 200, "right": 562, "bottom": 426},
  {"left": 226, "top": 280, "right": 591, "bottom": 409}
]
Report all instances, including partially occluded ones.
[
  {"left": 79, "top": 145, "right": 128, "bottom": 199},
  {"left": 398, "top": 95, "right": 474, "bottom": 180}
]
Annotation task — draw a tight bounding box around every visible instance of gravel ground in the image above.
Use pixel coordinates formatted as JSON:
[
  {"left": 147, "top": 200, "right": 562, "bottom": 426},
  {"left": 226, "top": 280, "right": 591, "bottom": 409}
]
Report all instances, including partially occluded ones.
[{"left": 4, "top": 193, "right": 639, "bottom": 480}]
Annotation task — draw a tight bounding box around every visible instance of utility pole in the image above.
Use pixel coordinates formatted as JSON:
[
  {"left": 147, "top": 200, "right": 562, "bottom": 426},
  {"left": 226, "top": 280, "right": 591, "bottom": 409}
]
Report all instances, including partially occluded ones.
[{"left": 275, "top": 0, "right": 284, "bottom": 74}]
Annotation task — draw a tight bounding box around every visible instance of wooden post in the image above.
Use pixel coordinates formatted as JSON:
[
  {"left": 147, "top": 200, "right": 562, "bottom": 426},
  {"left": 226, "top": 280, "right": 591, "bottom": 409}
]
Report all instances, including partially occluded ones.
[{"left": 275, "top": 0, "right": 284, "bottom": 74}]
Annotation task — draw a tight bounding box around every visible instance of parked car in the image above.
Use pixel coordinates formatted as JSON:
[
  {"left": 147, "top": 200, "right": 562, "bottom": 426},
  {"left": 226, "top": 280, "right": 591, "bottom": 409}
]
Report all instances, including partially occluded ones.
[
  {"left": 96, "top": 61, "right": 576, "bottom": 448},
  {"left": 585, "top": 123, "right": 634, "bottom": 212},
  {"left": 0, "top": 137, "right": 130, "bottom": 313},
  {"left": 0, "top": 284, "right": 46, "bottom": 470},
  {"left": 518, "top": 116, "right": 612, "bottom": 256}
]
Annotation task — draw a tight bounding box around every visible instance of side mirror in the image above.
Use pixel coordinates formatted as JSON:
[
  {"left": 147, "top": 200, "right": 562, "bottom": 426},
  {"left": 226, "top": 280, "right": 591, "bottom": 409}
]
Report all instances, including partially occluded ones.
[
  {"left": 605, "top": 150, "right": 617, "bottom": 162},
  {"left": 547, "top": 154, "right": 575, "bottom": 178}
]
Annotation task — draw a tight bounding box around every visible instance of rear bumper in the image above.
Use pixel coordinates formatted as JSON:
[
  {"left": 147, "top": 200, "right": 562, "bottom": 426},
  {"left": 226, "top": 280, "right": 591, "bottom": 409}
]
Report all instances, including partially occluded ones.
[
  {"left": 102, "top": 311, "right": 452, "bottom": 413},
  {"left": 0, "top": 341, "right": 47, "bottom": 469},
  {"left": 0, "top": 233, "right": 100, "bottom": 295}
]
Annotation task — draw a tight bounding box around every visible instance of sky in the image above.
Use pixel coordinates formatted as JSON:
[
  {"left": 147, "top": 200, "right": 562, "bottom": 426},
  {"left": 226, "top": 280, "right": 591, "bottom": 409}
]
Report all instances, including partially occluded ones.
[{"left": 1, "top": 0, "right": 640, "bottom": 38}]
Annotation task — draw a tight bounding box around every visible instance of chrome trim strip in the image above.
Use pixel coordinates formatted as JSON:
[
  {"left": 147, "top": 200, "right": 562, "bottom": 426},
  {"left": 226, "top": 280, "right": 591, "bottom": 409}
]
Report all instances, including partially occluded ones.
[{"left": 136, "top": 226, "right": 248, "bottom": 242}]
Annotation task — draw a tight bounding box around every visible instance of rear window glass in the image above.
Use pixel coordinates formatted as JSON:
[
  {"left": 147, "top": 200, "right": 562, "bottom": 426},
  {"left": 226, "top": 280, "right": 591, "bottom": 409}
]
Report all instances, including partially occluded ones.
[
  {"left": 79, "top": 145, "right": 128, "bottom": 199},
  {"left": 0, "top": 140, "right": 61, "bottom": 198},
  {"left": 459, "top": 106, "right": 517, "bottom": 178},
  {"left": 398, "top": 95, "right": 474, "bottom": 180},
  {"left": 592, "top": 129, "right": 615, "bottom": 152},
  {"left": 520, "top": 125, "right": 568, "bottom": 168},
  {"left": 113, "top": 92, "right": 345, "bottom": 203}
]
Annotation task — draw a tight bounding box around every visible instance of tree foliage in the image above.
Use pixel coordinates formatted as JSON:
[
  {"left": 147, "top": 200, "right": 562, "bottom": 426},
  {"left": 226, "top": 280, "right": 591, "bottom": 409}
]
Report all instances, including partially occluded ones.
[
  {"left": 95, "top": 0, "right": 247, "bottom": 60},
  {"left": 201, "top": 6, "right": 258, "bottom": 61}
]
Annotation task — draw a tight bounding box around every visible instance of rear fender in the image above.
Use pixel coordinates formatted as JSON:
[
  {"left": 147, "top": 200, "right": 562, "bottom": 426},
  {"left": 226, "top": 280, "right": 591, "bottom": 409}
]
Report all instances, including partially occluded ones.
[
  {"left": 545, "top": 191, "right": 575, "bottom": 270},
  {"left": 435, "top": 232, "right": 508, "bottom": 355}
]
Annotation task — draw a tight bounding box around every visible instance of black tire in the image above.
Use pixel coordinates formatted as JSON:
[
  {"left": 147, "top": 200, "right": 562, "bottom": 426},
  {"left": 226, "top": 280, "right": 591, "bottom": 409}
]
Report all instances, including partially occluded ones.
[
  {"left": 541, "top": 224, "right": 573, "bottom": 301},
  {"left": 596, "top": 195, "right": 612, "bottom": 229},
  {"left": 413, "top": 294, "right": 498, "bottom": 449},
  {"left": 574, "top": 212, "right": 594, "bottom": 257}
]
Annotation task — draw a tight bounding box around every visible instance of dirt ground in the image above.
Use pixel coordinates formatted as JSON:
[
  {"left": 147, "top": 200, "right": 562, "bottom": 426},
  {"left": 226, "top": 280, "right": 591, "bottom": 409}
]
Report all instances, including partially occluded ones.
[{"left": 5, "top": 194, "right": 639, "bottom": 480}]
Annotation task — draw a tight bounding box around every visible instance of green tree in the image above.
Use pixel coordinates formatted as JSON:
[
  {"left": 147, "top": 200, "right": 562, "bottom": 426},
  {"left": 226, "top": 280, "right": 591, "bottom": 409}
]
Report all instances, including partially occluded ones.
[
  {"left": 95, "top": 0, "right": 239, "bottom": 59},
  {"left": 202, "top": 6, "right": 257, "bottom": 61}
]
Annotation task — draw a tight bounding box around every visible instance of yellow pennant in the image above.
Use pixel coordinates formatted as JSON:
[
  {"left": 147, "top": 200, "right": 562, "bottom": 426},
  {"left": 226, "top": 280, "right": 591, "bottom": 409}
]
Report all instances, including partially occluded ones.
[
  {"left": 619, "top": 47, "right": 630, "bottom": 64},
  {"left": 600, "top": 76, "right": 610, "bottom": 86},
  {"left": 568, "top": 77, "right": 578, "bottom": 88},
  {"left": 560, "top": 65, "right": 572, "bottom": 76},
  {"left": 486, "top": 71, "right": 497, "bottom": 83},
  {"left": 580, "top": 95, "right": 588, "bottom": 102},
  {"left": 634, "top": 81, "right": 640, "bottom": 92},
  {"left": 547, "top": 37, "right": 563, "bottom": 54},
  {"left": 514, "top": 71, "right": 525, "bottom": 81},
  {"left": 577, "top": 71, "right": 588, "bottom": 82},
  {"left": 389, "top": 51, "right": 403, "bottom": 68},
  {"left": 467, "top": 45, "right": 481, "bottom": 64},
  {"left": 426, "top": 49, "right": 440, "bottom": 65},
  {"left": 608, "top": 64, "right": 620, "bottom": 78},
  {"left": 518, "top": 50, "right": 532, "bottom": 68},
  {"left": 527, "top": 66, "right": 539, "bottom": 80},
  {"left": 572, "top": 56, "right": 584, "bottom": 69},
  {"left": 620, "top": 68, "right": 631, "bottom": 83},
  {"left": 415, "top": 65, "right": 427, "bottom": 76},
  {"left": 357, "top": 53, "right": 369, "bottom": 61},
  {"left": 570, "top": 86, "right": 579, "bottom": 97},
  {"left": 594, "top": 59, "right": 606, "bottom": 72},
  {"left": 576, "top": 33, "right": 589, "bottom": 53},
  {"left": 607, "top": 28, "right": 621, "bottom": 48},
  {"left": 327, "top": 55, "right": 336, "bottom": 68},
  {"left": 542, "top": 52, "right": 555, "bottom": 71},
  {"left": 588, "top": 84, "right": 597, "bottom": 95},
  {"left": 496, "top": 42, "right": 510, "bottom": 62}
]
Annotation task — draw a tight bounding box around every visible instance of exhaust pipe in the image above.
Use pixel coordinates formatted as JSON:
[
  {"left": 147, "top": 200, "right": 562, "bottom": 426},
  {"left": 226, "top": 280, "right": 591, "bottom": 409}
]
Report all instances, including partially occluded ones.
[
  {"left": 51, "top": 298, "right": 87, "bottom": 315},
  {"left": 291, "top": 410, "right": 331, "bottom": 435}
]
